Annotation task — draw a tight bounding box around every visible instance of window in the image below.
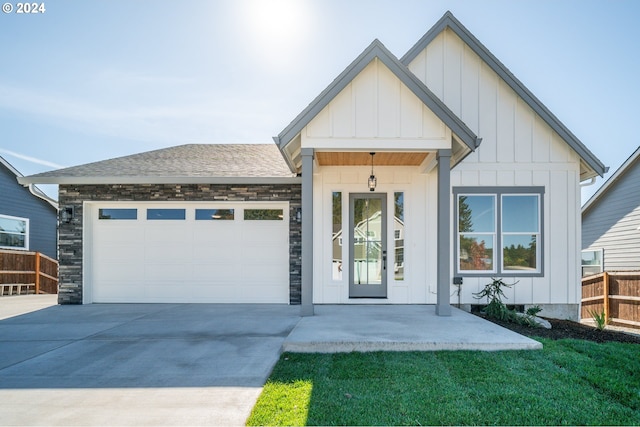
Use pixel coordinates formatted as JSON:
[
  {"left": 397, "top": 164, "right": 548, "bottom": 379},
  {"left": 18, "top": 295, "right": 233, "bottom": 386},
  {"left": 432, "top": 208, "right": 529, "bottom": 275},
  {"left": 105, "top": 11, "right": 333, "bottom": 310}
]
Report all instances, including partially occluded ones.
[
  {"left": 332, "top": 192, "right": 342, "bottom": 280},
  {"left": 147, "top": 209, "right": 185, "bottom": 220},
  {"left": 0, "top": 214, "right": 28, "bottom": 250},
  {"left": 581, "top": 249, "right": 603, "bottom": 277},
  {"left": 99, "top": 208, "right": 137, "bottom": 220},
  {"left": 394, "top": 192, "right": 404, "bottom": 281},
  {"left": 195, "top": 209, "right": 234, "bottom": 220},
  {"left": 455, "top": 187, "right": 544, "bottom": 276},
  {"left": 244, "top": 209, "right": 283, "bottom": 220}
]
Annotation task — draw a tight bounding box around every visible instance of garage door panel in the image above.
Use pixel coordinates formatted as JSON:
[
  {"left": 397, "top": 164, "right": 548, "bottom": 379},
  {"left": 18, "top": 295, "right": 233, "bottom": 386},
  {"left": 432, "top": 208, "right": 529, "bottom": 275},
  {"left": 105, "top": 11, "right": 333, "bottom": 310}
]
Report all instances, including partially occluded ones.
[
  {"left": 190, "top": 284, "right": 240, "bottom": 302},
  {"left": 145, "top": 263, "right": 194, "bottom": 281},
  {"left": 90, "top": 202, "right": 289, "bottom": 304},
  {"left": 190, "top": 245, "right": 238, "bottom": 263},
  {"left": 242, "top": 263, "right": 288, "bottom": 282},
  {"left": 241, "top": 285, "right": 289, "bottom": 303},
  {"left": 242, "top": 226, "right": 288, "bottom": 244},
  {"left": 191, "top": 262, "right": 241, "bottom": 281},
  {"left": 145, "top": 226, "right": 191, "bottom": 243},
  {"left": 94, "top": 244, "right": 144, "bottom": 262},
  {"left": 144, "top": 245, "right": 193, "bottom": 262},
  {"left": 95, "top": 226, "right": 144, "bottom": 243},
  {"left": 93, "top": 282, "right": 146, "bottom": 302},
  {"left": 94, "top": 262, "right": 145, "bottom": 281},
  {"left": 242, "top": 245, "right": 287, "bottom": 263},
  {"left": 143, "top": 282, "right": 190, "bottom": 299},
  {"left": 192, "top": 225, "right": 238, "bottom": 242}
]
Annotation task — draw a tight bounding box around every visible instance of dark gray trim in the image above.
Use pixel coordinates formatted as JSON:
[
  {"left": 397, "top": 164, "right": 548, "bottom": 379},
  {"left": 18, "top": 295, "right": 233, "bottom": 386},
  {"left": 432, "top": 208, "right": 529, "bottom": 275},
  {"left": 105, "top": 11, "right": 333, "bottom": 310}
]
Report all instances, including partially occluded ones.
[
  {"left": 453, "top": 186, "right": 545, "bottom": 278},
  {"left": 436, "top": 150, "right": 452, "bottom": 316},
  {"left": 401, "top": 11, "right": 607, "bottom": 179},
  {"left": 300, "top": 148, "right": 314, "bottom": 316},
  {"left": 274, "top": 39, "right": 480, "bottom": 164}
]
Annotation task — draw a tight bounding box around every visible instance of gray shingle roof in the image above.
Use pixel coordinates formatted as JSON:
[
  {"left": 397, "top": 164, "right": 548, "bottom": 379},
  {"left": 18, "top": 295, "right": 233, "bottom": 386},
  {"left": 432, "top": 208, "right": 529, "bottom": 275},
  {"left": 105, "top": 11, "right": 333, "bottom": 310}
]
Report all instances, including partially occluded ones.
[{"left": 18, "top": 144, "right": 298, "bottom": 185}]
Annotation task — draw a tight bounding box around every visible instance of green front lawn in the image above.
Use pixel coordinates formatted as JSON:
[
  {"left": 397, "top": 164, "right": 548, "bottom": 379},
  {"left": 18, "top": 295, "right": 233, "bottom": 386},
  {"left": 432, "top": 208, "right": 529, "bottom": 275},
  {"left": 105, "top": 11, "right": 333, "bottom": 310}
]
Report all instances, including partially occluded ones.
[{"left": 247, "top": 339, "right": 640, "bottom": 426}]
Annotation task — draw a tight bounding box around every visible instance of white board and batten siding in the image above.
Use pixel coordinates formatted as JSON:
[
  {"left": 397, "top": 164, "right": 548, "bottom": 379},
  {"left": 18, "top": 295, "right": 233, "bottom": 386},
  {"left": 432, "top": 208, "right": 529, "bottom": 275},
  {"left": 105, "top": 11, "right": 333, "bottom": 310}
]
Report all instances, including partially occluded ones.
[
  {"left": 312, "top": 166, "right": 437, "bottom": 304},
  {"left": 302, "top": 58, "right": 451, "bottom": 151},
  {"left": 83, "top": 202, "right": 290, "bottom": 304},
  {"left": 408, "top": 27, "right": 583, "bottom": 306},
  {"left": 301, "top": 56, "right": 453, "bottom": 304}
]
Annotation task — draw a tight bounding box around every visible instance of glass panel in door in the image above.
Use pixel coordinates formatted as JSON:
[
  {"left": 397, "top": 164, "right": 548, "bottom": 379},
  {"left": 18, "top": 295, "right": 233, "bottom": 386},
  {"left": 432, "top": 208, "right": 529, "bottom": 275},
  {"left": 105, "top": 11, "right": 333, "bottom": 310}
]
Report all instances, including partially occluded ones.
[{"left": 349, "top": 193, "right": 387, "bottom": 298}]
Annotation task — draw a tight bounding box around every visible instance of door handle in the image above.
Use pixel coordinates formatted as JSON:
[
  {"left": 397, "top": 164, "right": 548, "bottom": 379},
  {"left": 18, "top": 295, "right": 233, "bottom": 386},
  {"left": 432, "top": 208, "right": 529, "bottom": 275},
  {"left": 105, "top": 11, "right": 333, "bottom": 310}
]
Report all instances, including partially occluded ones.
[{"left": 382, "top": 250, "right": 387, "bottom": 270}]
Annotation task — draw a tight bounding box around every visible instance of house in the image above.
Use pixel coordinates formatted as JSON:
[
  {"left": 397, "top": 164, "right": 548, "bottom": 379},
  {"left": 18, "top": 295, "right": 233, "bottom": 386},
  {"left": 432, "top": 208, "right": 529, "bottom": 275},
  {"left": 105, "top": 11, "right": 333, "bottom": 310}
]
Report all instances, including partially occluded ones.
[
  {"left": 582, "top": 146, "right": 640, "bottom": 276},
  {"left": 0, "top": 156, "right": 57, "bottom": 259},
  {"left": 18, "top": 12, "right": 606, "bottom": 320}
]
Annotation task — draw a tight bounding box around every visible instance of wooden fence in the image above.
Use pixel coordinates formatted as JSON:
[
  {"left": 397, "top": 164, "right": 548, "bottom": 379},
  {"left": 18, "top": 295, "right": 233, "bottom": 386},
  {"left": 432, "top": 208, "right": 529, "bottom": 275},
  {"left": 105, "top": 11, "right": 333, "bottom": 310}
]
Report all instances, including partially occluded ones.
[
  {"left": 582, "top": 271, "right": 640, "bottom": 329},
  {"left": 0, "top": 249, "right": 58, "bottom": 295}
]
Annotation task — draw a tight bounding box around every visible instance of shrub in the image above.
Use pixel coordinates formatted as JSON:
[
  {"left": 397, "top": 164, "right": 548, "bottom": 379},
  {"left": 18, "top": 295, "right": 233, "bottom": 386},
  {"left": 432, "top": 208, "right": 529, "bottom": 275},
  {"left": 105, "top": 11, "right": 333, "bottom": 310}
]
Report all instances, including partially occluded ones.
[
  {"left": 589, "top": 309, "right": 608, "bottom": 331},
  {"left": 473, "top": 278, "right": 539, "bottom": 327}
]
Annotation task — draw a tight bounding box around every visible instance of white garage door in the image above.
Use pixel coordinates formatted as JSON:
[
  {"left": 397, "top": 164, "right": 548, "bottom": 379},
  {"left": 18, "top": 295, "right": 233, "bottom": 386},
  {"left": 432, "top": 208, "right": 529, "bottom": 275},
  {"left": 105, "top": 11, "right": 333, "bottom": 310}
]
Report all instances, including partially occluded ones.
[{"left": 86, "top": 202, "right": 290, "bottom": 303}]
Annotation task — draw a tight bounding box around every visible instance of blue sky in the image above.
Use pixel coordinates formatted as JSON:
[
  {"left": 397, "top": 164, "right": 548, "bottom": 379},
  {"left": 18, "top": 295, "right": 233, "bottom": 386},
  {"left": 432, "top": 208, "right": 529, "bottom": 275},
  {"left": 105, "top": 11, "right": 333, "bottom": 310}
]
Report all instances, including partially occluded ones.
[{"left": 1, "top": 0, "right": 639, "bottom": 202}]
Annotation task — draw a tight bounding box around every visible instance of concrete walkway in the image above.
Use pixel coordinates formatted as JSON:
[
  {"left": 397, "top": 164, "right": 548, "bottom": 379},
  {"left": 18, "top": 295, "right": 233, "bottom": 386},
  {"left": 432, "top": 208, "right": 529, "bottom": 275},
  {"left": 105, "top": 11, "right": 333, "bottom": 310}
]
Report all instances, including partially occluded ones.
[{"left": 0, "top": 296, "right": 541, "bottom": 426}]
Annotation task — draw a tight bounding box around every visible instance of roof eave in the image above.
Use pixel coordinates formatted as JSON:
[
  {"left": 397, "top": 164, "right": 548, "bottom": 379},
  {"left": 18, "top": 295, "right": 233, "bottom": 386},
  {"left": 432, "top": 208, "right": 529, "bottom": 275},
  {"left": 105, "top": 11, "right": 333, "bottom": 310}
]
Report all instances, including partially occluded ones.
[
  {"left": 401, "top": 11, "right": 606, "bottom": 178},
  {"left": 17, "top": 175, "right": 302, "bottom": 186}
]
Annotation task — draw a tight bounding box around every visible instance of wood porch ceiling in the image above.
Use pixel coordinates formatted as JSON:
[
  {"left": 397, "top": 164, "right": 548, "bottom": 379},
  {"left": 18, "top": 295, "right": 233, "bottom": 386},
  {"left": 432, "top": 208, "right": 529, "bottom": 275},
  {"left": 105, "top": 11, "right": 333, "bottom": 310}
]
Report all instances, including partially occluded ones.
[{"left": 315, "top": 152, "right": 429, "bottom": 166}]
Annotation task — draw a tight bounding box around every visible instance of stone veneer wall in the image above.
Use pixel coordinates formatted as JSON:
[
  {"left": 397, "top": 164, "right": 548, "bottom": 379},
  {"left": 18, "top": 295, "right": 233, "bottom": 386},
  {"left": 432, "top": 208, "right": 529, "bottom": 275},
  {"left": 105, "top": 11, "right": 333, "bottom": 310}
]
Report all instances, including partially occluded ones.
[{"left": 58, "top": 184, "right": 302, "bottom": 305}]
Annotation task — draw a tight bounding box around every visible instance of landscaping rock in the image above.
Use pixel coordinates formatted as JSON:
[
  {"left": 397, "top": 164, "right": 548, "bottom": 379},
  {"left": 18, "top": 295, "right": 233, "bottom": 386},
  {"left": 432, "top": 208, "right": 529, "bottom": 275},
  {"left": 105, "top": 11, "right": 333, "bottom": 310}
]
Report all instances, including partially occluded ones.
[{"left": 515, "top": 313, "right": 552, "bottom": 329}]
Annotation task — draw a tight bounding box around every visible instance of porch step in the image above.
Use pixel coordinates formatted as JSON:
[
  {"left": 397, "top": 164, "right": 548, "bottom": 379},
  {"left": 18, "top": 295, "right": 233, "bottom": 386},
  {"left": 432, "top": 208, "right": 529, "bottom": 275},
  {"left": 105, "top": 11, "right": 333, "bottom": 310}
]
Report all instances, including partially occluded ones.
[{"left": 282, "top": 305, "right": 542, "bottom": 353}]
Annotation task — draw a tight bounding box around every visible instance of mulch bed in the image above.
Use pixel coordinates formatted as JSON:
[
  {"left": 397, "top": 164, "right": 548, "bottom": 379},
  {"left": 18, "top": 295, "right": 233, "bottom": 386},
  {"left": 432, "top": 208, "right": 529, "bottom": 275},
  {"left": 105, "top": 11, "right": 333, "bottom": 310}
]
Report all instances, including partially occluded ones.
[{"left": 477, "top": 314, "right": 640, "bottom": 344}]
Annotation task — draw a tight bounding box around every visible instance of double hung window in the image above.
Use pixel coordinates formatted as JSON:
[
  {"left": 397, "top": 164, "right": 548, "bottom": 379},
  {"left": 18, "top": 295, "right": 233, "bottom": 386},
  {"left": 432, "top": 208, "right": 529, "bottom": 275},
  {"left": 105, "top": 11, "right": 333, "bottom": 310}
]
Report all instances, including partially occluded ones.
[
  {"left": 454, "top": 187, "right": 544, "bottom": 276},
  {"left": 0, "top": 214, "right": 28, "bottom": 250}
]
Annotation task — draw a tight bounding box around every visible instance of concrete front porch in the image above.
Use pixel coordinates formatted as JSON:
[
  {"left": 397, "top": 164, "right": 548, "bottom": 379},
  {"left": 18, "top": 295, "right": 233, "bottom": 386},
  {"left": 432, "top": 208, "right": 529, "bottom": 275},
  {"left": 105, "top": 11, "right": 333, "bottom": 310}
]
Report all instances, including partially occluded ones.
[{"left": 283, "top": 304, "right": 542, "bottom": 352}]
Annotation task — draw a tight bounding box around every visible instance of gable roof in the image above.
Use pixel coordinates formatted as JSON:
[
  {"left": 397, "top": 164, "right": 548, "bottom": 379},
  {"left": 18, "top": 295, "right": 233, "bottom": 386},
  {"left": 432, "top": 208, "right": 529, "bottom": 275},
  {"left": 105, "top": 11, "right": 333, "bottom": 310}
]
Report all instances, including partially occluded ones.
[
  {"left": 401, "top": 11, "right": 607, "bottom": 180},
  {"left": 582, "top": 146, "right": 640, "bottom": 214},
  {"left": 1, "top": 155, "right": 58, "bottom": 209},
  {"left": 18, "top": 144, "right": 298, "bottom": 185},
  {"left": 274, "top": 38, "right": 481, "bottom": 171}
]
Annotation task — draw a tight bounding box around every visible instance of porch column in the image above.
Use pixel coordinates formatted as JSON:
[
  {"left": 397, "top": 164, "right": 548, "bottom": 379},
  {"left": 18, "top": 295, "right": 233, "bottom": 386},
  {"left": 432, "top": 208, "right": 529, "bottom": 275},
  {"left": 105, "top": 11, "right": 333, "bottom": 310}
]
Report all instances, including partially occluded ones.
[
  {"left": 436, "top": 149, "right": 452, "bottom": 316},
  {"left": 300, "top": 148, "right": 315, "bottom": 316}
]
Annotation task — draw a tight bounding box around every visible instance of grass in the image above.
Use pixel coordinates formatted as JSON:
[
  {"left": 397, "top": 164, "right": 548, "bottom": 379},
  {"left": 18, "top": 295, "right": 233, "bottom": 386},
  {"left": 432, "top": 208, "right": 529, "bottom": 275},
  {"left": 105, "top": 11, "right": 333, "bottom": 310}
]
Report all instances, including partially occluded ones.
[{"left": 247, "top": 339, "right": 640, "bottom": 426}]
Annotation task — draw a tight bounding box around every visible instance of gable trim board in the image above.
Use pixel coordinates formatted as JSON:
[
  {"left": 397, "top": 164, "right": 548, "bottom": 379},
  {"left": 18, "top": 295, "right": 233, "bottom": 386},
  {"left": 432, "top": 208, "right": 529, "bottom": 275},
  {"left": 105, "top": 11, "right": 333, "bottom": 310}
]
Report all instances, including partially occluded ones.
[{"left": 401, "top": 11, "right": 607, "bottom": 181}]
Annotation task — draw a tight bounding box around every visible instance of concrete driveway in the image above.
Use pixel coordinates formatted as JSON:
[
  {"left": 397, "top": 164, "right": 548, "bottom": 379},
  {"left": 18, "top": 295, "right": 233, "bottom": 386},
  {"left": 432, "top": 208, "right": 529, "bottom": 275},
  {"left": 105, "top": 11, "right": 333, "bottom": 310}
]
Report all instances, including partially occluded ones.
[{"left": 0, "top": 296, "right": 300, "bottom": 426}]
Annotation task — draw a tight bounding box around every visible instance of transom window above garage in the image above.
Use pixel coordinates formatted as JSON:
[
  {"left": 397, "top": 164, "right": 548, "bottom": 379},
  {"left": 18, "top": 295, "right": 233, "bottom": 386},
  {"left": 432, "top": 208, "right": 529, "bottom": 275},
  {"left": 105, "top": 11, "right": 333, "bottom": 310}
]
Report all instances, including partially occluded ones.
[
  {"left": 195, "top": 209, "right": 234, "bottom": 220},
  {"left": 98, "top": 208, "right": 137, "bottom": 220},
  {"left": 147, "top": 209, "right": 186, "bottom": 220},
  {"left": 244, "top": 209, "right": 284, "bottom": 220}
]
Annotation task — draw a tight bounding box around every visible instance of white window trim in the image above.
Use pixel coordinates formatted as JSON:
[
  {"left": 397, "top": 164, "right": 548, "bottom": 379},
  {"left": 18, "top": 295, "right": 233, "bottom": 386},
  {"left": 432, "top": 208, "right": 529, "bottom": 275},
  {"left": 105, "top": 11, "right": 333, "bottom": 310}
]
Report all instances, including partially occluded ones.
[
  {"left": 581, "top": 248, "right": 604, "bottom": 276},
  {"left": 0, "top": 213, "right": 29, "bottom": 251}
]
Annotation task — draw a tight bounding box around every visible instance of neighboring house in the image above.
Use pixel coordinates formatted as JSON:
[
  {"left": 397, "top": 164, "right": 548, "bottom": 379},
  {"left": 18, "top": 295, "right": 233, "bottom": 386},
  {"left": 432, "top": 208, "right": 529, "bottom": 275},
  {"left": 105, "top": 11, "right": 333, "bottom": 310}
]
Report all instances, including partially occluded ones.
[
  {"left": 0, "top": 156, "right": 58, "bottom": 259},
  {"left": 582, "top": 146, "right": 640, "bottom": 276},
  {"left": 19, "top": 12, "right": 606, "bottom": 320}
]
